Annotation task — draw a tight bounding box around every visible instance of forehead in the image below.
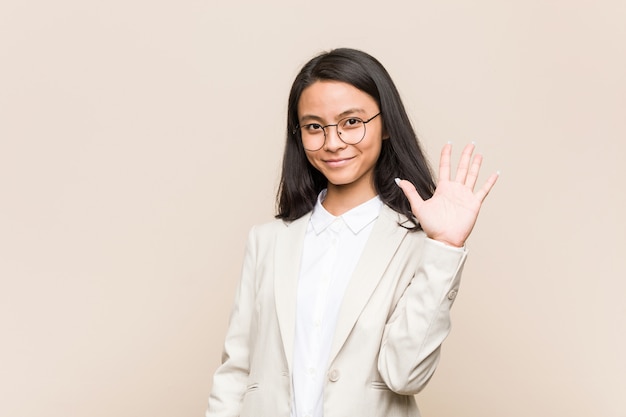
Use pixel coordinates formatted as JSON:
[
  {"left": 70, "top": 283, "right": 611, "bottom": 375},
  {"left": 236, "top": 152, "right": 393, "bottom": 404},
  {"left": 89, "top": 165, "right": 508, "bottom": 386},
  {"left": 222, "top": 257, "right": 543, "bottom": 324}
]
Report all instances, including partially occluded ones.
[{"left": 297, "top": 80, "right": 378, "bottom": 119}]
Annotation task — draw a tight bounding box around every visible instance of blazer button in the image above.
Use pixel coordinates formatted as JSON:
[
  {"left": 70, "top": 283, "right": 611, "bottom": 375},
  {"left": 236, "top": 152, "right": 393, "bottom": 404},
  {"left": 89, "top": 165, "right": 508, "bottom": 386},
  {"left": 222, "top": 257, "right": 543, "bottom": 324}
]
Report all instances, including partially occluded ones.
[
  {"left": 447, "top": 289, "right": 458, "bottom": 300},
  {"left": 328, "top": 369, "right": 340, "bottom": 382}
]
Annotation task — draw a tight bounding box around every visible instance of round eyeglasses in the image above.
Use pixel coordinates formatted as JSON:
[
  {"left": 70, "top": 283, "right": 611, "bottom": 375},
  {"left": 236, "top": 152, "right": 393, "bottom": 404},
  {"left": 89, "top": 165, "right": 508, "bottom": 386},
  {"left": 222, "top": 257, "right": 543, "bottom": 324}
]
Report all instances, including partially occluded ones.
[{"left": 295, "top": 112, "right": 381, "bottom": 151}]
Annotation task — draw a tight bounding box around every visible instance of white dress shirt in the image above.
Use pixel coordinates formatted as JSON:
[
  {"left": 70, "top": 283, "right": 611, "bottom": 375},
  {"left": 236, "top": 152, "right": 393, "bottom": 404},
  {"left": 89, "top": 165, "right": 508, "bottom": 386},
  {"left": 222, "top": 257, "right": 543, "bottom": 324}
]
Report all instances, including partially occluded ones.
[{"left": 291, "top": 190, "right": 383, "bottom": 417}]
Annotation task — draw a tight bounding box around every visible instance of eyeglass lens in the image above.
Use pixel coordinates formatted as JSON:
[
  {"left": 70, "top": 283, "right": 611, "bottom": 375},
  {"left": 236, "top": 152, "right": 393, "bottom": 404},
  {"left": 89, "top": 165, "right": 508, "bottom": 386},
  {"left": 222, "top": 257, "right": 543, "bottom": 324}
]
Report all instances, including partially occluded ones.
[{"left": 301, "top": 117, "right": 366, "bottom": 151}]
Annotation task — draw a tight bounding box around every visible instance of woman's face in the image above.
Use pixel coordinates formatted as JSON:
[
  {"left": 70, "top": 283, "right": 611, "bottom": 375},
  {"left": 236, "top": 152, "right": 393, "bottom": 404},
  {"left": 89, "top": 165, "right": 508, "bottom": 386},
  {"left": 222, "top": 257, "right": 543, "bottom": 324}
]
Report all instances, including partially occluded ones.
[{"left": 297, "top": 80, "right": 386, "bottom": 200}]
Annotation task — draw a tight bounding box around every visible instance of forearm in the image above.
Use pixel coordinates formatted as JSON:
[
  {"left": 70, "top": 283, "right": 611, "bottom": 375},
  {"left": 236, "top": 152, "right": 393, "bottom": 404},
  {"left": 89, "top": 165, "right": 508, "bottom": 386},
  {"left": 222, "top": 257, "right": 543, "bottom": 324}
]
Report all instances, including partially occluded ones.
[{"left": 378, "top": 238, "right": 466, "bottom": 394}]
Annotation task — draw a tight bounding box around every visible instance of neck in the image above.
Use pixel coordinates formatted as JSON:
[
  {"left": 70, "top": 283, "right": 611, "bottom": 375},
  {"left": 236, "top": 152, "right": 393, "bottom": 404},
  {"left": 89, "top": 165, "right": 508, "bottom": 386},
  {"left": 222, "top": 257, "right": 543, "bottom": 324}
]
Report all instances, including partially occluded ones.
[{"left": 322, "top": 182, "right": 377, "bottom": 216}]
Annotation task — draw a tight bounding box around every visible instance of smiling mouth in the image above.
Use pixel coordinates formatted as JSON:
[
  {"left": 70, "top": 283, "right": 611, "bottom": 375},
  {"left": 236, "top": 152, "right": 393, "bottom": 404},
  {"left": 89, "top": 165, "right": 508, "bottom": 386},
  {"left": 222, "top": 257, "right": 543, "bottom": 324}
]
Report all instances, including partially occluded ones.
[
  {"left": 324, "top": 156, "right": 354, "bottom": 163},
  {"left": 322, "top": 156, "right": 355, "bottom": 168}
]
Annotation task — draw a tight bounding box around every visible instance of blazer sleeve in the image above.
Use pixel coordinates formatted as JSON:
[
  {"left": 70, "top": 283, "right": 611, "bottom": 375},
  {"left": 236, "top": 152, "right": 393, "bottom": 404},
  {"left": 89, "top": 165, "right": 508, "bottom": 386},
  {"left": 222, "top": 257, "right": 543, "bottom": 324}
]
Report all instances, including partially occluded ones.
[
  {"left": 377, "top": 237, "right": 467, "bottom": 395},
  {"left": 206, "top": 226, "right": 258, "bottom": 417}
]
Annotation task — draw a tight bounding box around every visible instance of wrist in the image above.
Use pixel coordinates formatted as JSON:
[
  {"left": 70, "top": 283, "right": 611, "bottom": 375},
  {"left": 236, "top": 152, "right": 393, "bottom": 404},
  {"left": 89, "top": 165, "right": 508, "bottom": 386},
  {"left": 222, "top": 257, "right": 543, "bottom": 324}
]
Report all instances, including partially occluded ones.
[{"left": 427, "top": 235, "right": 464, "bottom": 248}]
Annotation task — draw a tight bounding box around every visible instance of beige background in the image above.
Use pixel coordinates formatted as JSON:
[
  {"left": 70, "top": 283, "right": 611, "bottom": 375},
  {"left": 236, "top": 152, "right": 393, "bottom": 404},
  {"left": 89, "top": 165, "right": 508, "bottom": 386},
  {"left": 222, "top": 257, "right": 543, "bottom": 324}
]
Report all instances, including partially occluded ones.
[{"left": 1, "top": 0, "right": 624, "bottom": 416}]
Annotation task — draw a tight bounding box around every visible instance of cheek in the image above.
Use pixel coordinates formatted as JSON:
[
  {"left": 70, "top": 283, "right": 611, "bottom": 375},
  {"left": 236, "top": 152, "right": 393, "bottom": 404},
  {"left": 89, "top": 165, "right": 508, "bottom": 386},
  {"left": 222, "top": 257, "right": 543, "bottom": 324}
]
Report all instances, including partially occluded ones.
[
  {"left": 304, "top": 151, "right": 319, "bottom": 168},
  {"left": 361, "top": 139, "right": 383, "bottom": 159}
]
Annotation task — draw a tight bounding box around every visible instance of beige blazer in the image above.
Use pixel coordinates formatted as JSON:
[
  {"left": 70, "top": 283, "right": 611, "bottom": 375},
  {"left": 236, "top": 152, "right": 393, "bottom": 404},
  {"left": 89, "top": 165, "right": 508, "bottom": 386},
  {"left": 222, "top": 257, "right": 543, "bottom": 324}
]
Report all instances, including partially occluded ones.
[{"left": 207, "top": 205, "right": 466, "bottom": 417}]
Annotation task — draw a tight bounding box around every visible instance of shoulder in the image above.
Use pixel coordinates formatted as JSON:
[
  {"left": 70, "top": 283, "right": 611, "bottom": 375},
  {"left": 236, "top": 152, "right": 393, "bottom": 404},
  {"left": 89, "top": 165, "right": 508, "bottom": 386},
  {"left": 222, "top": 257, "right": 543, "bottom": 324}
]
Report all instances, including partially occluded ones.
[
  {"left": 380, "top": 204, "right": 421, "bottom": 233},
  {"left": 241, "top": 213, "right": 311, "bottom": 265},
  {"left": 251, "top": 218, "right": 287, "bottom": 235},
  {"left": 377, "top": 204, "right": 430, "bottom": 251},
  {"left": 247, "top": 212, "right": 312, "bottom": 242}
]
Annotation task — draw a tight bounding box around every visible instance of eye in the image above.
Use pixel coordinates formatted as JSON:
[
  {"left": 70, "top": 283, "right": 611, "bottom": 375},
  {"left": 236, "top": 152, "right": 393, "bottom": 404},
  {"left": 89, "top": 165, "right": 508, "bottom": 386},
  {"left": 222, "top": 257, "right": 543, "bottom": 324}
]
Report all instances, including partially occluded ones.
[
  {"left": 340, "top": 118, "right": 363, "bottom": 129},
  {"left": 303, "top": 123, "right": 324, "bottom": 134}
]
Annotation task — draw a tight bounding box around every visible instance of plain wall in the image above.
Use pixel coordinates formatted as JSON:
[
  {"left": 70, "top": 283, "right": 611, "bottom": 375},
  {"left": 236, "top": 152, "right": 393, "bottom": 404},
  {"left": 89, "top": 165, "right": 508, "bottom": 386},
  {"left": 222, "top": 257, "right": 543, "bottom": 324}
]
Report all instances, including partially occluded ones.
[{"left": 1, "top": 0, "right": 624, "bottom": 416}]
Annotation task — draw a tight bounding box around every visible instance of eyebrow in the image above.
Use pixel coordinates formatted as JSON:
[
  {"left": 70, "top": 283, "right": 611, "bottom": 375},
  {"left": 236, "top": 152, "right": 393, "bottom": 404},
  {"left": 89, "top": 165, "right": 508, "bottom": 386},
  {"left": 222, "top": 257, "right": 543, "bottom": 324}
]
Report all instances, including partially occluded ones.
[{"left": 299, "top": 108, "right": 368, "bottom": 124}]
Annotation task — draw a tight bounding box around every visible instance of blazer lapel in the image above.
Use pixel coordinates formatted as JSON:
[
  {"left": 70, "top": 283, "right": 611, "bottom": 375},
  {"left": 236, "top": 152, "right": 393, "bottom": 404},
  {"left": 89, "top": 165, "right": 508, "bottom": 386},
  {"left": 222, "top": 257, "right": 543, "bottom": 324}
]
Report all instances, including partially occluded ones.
[
  {"left": 274, "top": 213, "right": 310, "bottom": 373},
  {"left": 328, "top": 205, "right": 408, "bottom": 362}
]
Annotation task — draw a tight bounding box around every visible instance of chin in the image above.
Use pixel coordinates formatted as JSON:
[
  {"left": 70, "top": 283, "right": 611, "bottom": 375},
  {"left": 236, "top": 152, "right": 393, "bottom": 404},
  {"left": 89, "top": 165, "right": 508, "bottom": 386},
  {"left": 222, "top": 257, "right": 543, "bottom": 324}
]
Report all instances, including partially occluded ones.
[
  {"left": 325, "top": 176, "right": 353, "bottom": 186},
  {"left": 321, "top": 170, "right": 357, "bottom": 184}
]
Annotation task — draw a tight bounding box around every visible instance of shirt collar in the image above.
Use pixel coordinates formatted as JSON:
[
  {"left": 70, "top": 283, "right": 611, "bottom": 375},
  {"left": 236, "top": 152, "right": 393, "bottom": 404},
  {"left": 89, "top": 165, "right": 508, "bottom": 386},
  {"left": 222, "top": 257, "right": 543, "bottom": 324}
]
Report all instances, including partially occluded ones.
[{"left": 310, "top": 189, "right": 383, "bottom": 235}]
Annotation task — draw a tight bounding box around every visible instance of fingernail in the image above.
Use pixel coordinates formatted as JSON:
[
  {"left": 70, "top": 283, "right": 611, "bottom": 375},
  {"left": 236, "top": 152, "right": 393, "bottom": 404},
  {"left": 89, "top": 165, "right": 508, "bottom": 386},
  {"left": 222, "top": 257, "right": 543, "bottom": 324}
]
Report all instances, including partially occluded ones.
[
  {"left": 496, "top": 170, "right": 501, "bottom": 176},
  {"left": 394, "top": 178, "right": 401, "bottom": 186},
  {"left": 471, "top": 140, "right": 476, "bottom": 145},
  {"left": 447, "top": 141, "right": 453, "bottom": 145}
]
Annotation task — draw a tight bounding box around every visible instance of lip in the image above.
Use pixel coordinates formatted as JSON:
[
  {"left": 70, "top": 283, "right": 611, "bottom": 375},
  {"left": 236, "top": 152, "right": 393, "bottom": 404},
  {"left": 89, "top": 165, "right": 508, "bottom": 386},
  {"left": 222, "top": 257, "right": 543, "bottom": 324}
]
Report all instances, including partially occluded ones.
[{"left": 323, "top": 156, "right": 355, "bottom": 167}]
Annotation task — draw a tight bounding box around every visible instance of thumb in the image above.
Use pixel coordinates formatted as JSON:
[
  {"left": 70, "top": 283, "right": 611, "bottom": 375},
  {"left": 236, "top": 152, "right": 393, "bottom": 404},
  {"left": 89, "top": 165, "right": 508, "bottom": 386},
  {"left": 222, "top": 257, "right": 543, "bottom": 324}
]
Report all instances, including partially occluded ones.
[{"left": 395, "top": 178, "right": 424, "bottom": 214}]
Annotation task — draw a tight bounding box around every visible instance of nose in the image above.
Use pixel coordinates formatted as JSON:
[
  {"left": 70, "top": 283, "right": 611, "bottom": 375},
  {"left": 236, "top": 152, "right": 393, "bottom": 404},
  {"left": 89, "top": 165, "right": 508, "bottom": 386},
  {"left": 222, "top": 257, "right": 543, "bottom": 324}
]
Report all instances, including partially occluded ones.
[{"left": 323, "top": 125, "right": 346, "bottom": 151}]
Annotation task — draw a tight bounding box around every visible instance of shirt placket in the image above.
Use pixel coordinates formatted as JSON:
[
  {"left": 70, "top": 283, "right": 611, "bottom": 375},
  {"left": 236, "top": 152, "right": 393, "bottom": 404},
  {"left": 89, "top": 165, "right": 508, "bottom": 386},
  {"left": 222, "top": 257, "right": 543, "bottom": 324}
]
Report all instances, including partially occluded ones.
[{"left": 305, "top": 221, "right": 341, "bottom": 417}]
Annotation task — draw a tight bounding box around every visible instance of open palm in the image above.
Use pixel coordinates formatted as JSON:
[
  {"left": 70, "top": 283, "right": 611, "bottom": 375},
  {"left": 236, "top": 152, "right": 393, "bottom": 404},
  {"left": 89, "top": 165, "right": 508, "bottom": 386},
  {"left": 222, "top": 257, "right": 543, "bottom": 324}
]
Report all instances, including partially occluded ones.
[{"left": 396, "top": 143, "right": 499, "bottom": 247}]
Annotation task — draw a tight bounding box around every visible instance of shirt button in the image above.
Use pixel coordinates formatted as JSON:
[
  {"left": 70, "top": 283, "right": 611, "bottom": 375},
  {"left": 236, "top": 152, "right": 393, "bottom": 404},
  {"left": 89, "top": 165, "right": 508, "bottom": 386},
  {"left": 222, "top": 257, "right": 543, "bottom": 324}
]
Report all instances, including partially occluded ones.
[
  {"left": 328, "top": 369, "right": 340, "bottom": 382},
  {"left": 308, "top": 367, "right": 316, "bottom": 376},
  {"left": 447, "top": 289, "right": 458, "bottom": 300}
]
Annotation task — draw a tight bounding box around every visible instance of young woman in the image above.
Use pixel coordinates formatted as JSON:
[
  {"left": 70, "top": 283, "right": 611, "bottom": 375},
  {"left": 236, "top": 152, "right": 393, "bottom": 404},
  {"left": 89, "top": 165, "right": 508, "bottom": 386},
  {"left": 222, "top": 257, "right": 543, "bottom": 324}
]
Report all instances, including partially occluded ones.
[{"left": 206, "top": 48, "right": 498, "bottom": 417}]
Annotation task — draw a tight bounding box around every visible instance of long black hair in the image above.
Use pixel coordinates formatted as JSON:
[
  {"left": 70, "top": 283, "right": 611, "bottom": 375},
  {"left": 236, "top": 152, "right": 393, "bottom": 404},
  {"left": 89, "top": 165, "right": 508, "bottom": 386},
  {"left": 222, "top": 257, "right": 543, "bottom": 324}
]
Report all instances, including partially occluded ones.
[{"left": 276, "top": 48, "right": 435, "bottom": 230}]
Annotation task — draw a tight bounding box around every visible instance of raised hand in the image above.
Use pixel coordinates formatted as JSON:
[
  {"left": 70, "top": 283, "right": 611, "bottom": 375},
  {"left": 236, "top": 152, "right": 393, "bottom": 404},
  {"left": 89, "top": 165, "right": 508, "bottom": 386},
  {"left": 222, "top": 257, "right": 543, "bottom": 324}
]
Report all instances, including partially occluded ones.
[{"left": 395, "top": 143, "right": 499, "bottom": 248}]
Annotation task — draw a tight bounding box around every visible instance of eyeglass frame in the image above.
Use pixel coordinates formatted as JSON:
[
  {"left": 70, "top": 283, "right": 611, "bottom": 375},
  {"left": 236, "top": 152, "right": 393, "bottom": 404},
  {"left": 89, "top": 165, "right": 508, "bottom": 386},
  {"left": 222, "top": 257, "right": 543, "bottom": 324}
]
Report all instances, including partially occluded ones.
[{"left": 293, "top": 112, "right": 382, "bottom": 151}]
